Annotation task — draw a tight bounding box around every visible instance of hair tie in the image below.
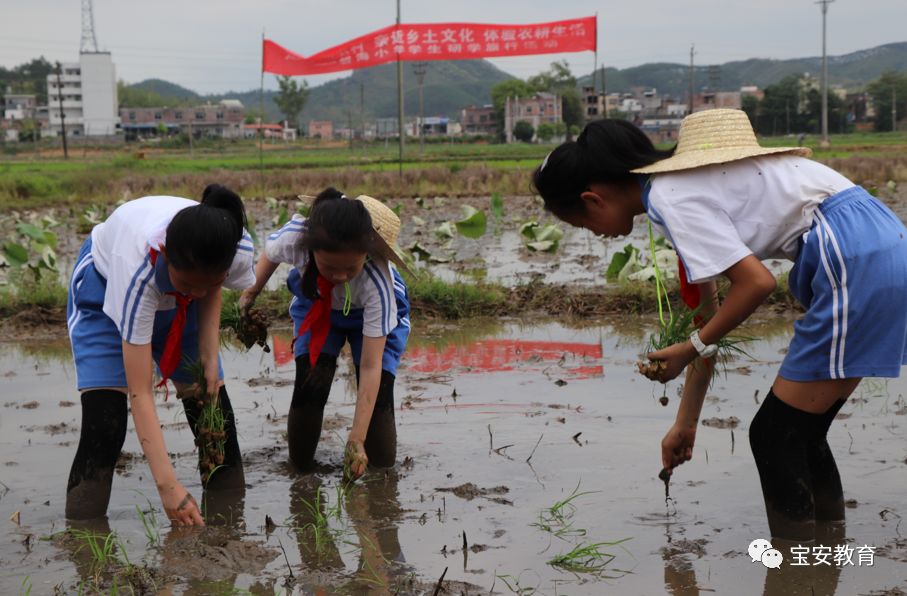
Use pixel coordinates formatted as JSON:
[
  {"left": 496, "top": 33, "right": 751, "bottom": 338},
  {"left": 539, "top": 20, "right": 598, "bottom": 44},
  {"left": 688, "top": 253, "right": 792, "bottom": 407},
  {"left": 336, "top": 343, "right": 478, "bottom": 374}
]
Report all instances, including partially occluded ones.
[{"left": 539, "top": 151, "right": 553, "bottom": 172}]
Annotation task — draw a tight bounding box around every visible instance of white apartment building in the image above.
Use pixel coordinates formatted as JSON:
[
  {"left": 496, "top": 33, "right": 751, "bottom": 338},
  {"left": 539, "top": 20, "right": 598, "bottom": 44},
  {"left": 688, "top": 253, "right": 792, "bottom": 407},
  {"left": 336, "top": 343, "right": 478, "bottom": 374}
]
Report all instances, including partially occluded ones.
[{"left": 45, "top": 52, "right": 118, "bottom": 137}]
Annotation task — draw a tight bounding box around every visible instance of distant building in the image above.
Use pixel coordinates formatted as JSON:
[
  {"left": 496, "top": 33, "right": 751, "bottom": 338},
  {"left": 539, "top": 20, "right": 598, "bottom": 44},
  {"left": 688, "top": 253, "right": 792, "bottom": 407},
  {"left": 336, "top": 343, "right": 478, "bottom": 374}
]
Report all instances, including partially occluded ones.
[
  {"left": 740, "top": 86, "right": 764, "bottom": 102},
  {"left": 121, "top": 100, "right": 245, "bottom": 140},
  {"left": 639, "top": 117, "right": 683, "bottom": 144},
  {"left": 4, "top": 93, "right": 37, "bottom": 120},
  {"left": 460, "top": 105, "right": 496, "bottom": 136},
  {"left": 695, "top": 91, "right": 742, "bottom": 112},
  {"left": 243, "top": 122, "right": 296, "bottom": 140},
  {"left": 582, "top": 88, "right": 622, "bottom": 119},
  {"left": 46, "top": 52, "right": 118, "bottom": 137},
  {"left": 374, "top": 117, "right": 400, "bottom": 138},
  {"left": 308, "top": 120, "right": 333, "bottom": 139},
  {"left": 417, "top": 116, "right": 451, "bottom": 136},
  {"left": 504, "top": 92, "right": 562, "bottom": 143}
]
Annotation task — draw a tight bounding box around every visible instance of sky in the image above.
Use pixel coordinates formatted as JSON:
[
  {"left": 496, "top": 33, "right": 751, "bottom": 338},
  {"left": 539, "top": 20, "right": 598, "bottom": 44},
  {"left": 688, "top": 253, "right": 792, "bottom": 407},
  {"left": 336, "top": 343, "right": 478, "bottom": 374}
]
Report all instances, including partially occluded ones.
[{"left": 2, "top": 0, "right": 905, "bottom": 95}]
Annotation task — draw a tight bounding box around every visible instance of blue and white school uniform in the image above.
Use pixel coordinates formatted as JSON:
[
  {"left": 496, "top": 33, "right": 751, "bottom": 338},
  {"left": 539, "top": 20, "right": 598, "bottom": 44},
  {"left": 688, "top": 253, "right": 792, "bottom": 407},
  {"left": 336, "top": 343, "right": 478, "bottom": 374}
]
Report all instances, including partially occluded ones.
[
  {"left": 266, "top": 215, "right": 410, "bottom": 375},
  {"left": 643, "top": 155, "right": 907, "bottom": 381},
  {"left": 67, "top": 196, "right": 256, "bottom": 389}
]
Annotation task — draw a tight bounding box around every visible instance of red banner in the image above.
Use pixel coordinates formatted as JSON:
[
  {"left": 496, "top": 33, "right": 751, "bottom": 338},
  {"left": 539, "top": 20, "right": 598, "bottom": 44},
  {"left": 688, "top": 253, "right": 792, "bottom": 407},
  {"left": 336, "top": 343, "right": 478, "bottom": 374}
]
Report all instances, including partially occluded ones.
[{"left": 263, "top": 16, "right": 596, "bottom": 76}]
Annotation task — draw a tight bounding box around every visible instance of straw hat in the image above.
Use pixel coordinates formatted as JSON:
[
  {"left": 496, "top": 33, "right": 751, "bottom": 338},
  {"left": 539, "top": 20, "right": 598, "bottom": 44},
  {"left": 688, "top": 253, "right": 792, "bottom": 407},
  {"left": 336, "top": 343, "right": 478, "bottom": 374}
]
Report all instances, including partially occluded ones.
[
  {"left": 632, "top": 109, "right": 811, "bottom": 174},
  {"left": 352, "top": 194, "right": 411, "bottom": 275}
]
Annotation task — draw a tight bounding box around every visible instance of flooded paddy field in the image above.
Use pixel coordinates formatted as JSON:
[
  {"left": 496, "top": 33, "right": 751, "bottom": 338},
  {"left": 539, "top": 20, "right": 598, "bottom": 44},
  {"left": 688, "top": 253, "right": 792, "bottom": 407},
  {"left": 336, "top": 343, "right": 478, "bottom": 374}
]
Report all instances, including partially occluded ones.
[{"left": 2, "top": 317, "right": 906, "bottom": 595}]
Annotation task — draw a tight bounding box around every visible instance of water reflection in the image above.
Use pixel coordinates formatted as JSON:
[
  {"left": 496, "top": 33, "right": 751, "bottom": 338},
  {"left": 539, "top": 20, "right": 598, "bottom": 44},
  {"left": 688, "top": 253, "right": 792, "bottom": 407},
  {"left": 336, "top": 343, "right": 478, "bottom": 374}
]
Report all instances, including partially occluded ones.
[{"left": 287, "top": 470, "right": 408, "bottom": 593}]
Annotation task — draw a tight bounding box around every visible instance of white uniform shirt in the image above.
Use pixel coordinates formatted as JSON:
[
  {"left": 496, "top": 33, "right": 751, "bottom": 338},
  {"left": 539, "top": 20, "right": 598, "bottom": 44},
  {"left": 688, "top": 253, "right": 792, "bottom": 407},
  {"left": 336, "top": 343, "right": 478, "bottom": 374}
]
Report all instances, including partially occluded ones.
[
  {"left": 90, "top": 195, "right": 256, "bottom": 344},
  {"left": 645, "top": 156, "right": 854, "bottom": 283},
  {"left": 265, "top": 215, "right": 398, "bottom": 338}
]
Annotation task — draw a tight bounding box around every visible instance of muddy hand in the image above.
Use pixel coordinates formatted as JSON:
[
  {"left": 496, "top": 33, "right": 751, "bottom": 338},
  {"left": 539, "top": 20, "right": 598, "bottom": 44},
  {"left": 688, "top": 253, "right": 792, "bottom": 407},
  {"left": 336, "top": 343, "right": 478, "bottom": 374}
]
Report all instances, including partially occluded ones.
[
  {"left": 238, "top": 289, "right": 258, "bottom": 317},
  {"left": 344, "top": 439, "right": 369, "bottom": 482},
  {"left": 646, "top": 341, "right": 698, "bottom": 383},
  {"left": 161, "top": 483, "right": 204, "bottom": 526},
  {"left": 661, "top": 422, "right": 696, "bottom": 472}
]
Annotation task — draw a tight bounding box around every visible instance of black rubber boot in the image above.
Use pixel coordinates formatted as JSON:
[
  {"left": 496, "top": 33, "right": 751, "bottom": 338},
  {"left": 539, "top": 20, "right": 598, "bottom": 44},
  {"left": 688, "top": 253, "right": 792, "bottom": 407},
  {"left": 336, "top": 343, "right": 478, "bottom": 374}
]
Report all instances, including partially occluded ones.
[
  {"left": 288, "top": 354, "right": 337, "bottom": 470},
  {"left": 361, "top": 369, "right": 398, "bottom": 468},
  {"left": 808, "top": 398, "right": 847, "bottom": 522},
  {"left": 749, "top": 390, "right": 817, "bottom": 542},
  {"left": 66, "top": 390, "right": 128, "bottom": 519}
]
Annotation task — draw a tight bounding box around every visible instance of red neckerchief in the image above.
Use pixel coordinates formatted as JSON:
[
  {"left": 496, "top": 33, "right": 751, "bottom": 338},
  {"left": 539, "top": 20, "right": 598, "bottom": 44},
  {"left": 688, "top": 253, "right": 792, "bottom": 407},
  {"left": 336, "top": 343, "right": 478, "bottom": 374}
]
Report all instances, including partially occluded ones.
[
  {"left": 294, "top": 274, "right": 335, "bottom": 366},
  {"left": 677, "top": 258, "right": 700, "bottom": 312},
  {"left": 149, "top": 248, "right": 193, "bottom": 393}
]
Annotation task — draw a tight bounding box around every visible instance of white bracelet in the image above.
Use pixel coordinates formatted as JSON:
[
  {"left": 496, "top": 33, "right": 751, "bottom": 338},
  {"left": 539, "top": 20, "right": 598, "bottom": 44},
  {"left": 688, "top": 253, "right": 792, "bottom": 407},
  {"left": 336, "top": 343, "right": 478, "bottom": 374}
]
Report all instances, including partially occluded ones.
[{"left": 690, "top": 330, "right": 718, "bottom": 359}]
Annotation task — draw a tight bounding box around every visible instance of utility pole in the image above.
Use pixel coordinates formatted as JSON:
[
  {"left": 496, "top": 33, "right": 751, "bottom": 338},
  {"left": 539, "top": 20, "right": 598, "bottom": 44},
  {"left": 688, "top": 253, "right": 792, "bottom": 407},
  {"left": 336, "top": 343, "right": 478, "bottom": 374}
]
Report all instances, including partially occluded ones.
[
  {"left": 786, "top": 100, "right": 790, "bottom": 135},
  {"left": 601, "top": 65, "right": 607, "bottom": 118},
  {"left": 360, "top": 82, "right": 365, "bottom": 144},
  {"left": 412, "top": 61, "right": 427, "bottom": 152},
  {"left": 893, "top": 87, "right": 898, "bottom": 132},
  {"left": 688, "top": 44, "right": 696, "bottom": 114},
  {"left": 817, "top": 0, "right": 834, "bottom": 147},
  {"left": 396, "top": 0, "right": 404, "bottom": 176},
  {"left": 54, "top": 62, "right": 68, "bottom": 159}
]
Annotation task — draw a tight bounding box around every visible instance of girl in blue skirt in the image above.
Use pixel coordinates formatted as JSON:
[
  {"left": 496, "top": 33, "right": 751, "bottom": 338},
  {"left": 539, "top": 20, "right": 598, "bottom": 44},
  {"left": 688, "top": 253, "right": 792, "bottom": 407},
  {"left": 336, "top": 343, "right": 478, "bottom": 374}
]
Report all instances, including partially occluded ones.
[
  {"left": 241, "top": 188, "right": 410, "bottom": 480},
  {"left": 66, "top": 185, "right": 255, "bottom": 525},
  {"left": 532, "top": 109, "right": 907, "bottom": 541}
]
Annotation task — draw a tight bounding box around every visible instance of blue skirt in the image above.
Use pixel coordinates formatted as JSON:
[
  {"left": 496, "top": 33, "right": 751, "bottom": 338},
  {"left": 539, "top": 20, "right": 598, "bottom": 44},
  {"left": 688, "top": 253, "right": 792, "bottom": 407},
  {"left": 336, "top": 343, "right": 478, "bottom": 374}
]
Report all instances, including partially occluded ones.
[
  {"left": 780, "top": 186, "right": 907, "bottom": 381},
  {"left": 67, "top": 237, "right": 222, "bottom": 390},
  {"left": 287, "top": 267, "right": 411, "bottom": 375}
]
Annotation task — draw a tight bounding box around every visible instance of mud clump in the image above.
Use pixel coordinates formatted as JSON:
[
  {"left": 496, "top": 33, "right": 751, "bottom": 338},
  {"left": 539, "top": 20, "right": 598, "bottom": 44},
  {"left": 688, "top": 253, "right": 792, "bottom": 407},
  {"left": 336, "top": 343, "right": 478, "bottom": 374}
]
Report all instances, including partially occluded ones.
[
  {"left": 235, "top": 308, "right": 271, "bottom": 352},
  {"left": 160, "top": 528, "right": 278, "bottom": 581},
  {"left": 637, "top": 360, "right": 666, "bottom": 378},
  {"left": 436, "top": 483, "right": 512, "bottom": 505},
  {"left": 701, "top": 416, "right": 740, "bottom": 429}
]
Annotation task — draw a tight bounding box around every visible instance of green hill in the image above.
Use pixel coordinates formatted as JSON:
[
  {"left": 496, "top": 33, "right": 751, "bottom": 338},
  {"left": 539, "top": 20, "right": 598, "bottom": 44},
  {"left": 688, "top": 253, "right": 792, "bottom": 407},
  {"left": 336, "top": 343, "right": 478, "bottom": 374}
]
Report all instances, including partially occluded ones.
[
  {"left": 123, "top": 42, "right": 907, "bottom": 123},
  {"left": 579, "top": 42, "right": 907, "bottom": 97},
  {"left": 129, "top": 78, "right": 200, "bottom": 102}
]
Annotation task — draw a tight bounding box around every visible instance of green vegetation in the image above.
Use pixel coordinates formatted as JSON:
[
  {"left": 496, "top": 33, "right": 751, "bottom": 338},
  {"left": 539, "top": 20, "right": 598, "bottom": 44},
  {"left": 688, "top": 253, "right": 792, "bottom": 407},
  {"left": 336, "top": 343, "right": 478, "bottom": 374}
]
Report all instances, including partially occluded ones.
[
  {"left": 0, "top": 142, "right": 549, "bottom": 209},
  {"left": 547, "top": 539, "right": 629, "bottom": 574},
  {"left": 291, "top": 484, "right": 347, "bottom": 556},
  {"left": 531, "top": 483, "right": 597, "bottom": 541},
  {"left": 638, "top": 222, "right": 752, "bottom": 380},
  {"left": 274, "top": 76, "right": 310, "bottom": 131},
  {"left": 0, "top": 270, "right": 66, "bottom": 314},
  {"left": 182, "top": 358, "right": 228, "bottom": 484}
]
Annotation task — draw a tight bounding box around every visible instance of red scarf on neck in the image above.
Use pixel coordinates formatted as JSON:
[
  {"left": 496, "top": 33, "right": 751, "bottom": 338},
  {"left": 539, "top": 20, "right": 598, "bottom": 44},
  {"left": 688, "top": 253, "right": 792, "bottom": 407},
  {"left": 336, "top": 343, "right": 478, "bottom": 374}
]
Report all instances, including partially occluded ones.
[
  {"left": 677, "top": 258, "right": 700, "bottom": 311},
  {"left": 149, "top": 248, "right": 193, "bottom": 390},
  {"left": 294, "top": 274, "right": 335, "bottom": 366}
]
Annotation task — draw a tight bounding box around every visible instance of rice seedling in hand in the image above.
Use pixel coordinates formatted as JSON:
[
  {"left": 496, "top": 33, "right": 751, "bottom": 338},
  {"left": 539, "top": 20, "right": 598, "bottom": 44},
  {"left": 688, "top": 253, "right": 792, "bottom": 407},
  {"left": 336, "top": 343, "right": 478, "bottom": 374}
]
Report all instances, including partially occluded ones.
[
  {"left": 220, "top": 301, "right": 270, "bottom": 352},
  {"left": 182, "top": 358, "right": 228, "bottom": 485},
  {"left": 638, "top": 222, "right": 751, "bottom": 382}
]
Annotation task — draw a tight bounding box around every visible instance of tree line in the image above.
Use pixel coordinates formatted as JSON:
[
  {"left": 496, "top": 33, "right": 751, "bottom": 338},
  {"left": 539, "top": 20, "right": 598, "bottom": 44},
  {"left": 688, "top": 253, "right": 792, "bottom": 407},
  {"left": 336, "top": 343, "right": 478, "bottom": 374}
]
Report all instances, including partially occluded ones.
[{"left": 742, "top": 71, "right": 907, "bottom": 135}]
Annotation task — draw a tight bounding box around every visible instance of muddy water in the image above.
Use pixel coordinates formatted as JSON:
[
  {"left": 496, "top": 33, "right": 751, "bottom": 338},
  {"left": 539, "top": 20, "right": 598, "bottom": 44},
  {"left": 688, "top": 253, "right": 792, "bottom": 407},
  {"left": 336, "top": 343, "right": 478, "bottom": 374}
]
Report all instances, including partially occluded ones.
[{"left": 1, "top": 318, "right": 906, "bottom": 595}]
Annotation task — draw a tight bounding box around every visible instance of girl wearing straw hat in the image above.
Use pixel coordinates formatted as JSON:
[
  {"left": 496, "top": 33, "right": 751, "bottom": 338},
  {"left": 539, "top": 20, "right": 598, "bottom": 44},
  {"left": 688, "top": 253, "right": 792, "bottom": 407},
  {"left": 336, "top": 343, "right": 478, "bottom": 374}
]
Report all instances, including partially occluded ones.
[
  {"left": 241, "top": 188, "right": 411, "bottom": 480},
  {"left": 532, "top": 109, "right": 907, "bottom": 541}
]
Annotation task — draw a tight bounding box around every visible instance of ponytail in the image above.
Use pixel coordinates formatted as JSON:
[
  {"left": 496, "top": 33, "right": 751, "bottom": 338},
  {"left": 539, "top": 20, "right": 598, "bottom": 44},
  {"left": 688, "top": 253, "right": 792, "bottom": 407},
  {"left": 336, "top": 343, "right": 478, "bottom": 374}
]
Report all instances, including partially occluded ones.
[
  {"left": 532, "top": 119, "right": 674, "bottom": 217},
  {"left": 201, "top": 184, "right": 246, "bottom": 241},
  {"left": 299, "top": 187, "right": 374, "bottom": 299},
  {"left": 165, "top": 184, "right": 247, "bottom": 272}
]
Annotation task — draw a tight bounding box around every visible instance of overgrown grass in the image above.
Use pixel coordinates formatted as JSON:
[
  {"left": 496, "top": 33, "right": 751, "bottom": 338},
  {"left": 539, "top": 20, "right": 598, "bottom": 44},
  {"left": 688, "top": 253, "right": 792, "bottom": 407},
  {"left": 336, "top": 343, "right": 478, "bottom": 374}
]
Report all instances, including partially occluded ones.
[
  {"left": 405, "top": 272, "right": 507, "bottom": 318},
  {"left": 0, "top": 271, "right": 67, "bottom": 314}
]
